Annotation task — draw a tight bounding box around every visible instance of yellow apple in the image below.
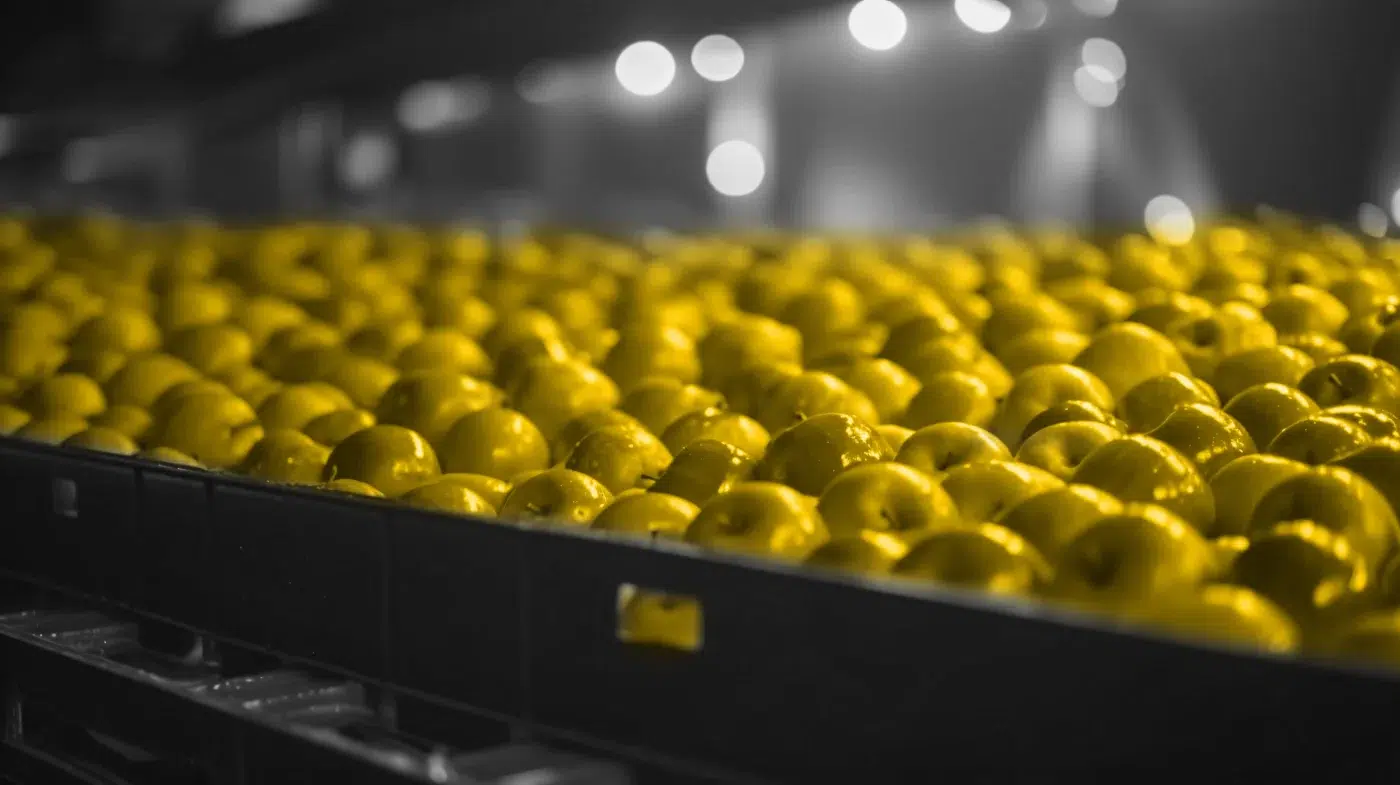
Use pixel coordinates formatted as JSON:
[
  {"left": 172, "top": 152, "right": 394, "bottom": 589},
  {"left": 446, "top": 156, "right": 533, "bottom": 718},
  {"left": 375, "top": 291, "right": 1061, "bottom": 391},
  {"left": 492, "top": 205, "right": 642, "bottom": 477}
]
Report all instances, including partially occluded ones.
[
  {"left": 396, "top": 329, "right": 492, "bottom": 378},
  {"left": 995, "top": 328, "right": 1090, "bottom": 376},
  {"left": 661, "top": 406, "right": 770, "bottom": 458},
  {"left": 990, "top": 363, "right": 1114, "bottom": 448},
  {"left": 1051, "top": 503, "right": 1213, "bottom": 607},
  {"left": 1073, "top": 322, "right": 1191, "bottom": 401},
  {"left": 437, "top": 407, "right": 550, "bottom": 481},
  {"left": 649, "top": 439, "right": 756, "bottom": 506},
  {"left": 374, "top": 370, "right": 503, "bottom": 446},
  {"left": 698, "top": 314, "right": 803, "bottom": 388},
  {"left": 892, "top": 523, "right": 1050, "bottom": 596},
  {"left": 1298, "top": 354, "right": 1400, "bottom": 418},
  {"left": 618, "top": 377, "right": 725, "bottom": 437},
  {"left": 1015, "top": 421, "right": 1122, "bottom": 481},
  {"left": 895, "top": 422, "right": 1010, "bottom": 480},
  {"left": 940, "top": 460, "right": 1064, "bottom": 524},
  {"left": 601, "top": 324, "right": 701, "bottom": 393},
  {"left": 1210, "top": 345, "right": 1315, "bottom": 405},
  {"left": 1118, "top": 372, "right": 1220, "bottom": 433},
  {"left": 1144, "top": 403, "right": 1256, "bottom": 480},
  {"left": 898, "top": 371, "right": 997, "bottom": 430},
  {"left": 146, "top": 392, "right": 264, "bottom": 469},
  {"left": 1017, "top": 400, "right": 1124, "bottom": 444},
  {"left": 1229, "top": 521, "right": 1369, "bottom": 631},
  {"left": 401, "top": 480, "right": 496, "bottom": 516},
  {"left": 1206, "top": 454, "right": 1310, "bottom": 538},
  {"left": 1249, "top": 465, "right": 1398, "bottom": 571},
  {"left": 239, "top": 429, "right": 331, "bottom": 484},
  {"left": 591, "top": 492, "right": 700, "bottom": 539},
  {"left": 320, "top": 424, "right": 440, "bottom": 497},
  {"left": 981, "top": 292, "right": 1083, "bottom": 356},
  {"left": 756, "top": 371, "right": 881, "bottom": 433},
  {"left": 497, "top": 467, "right": 613, "bottom": 525},
  {"left": 1132, "top": 584, "right": 1299, "bottom": 653},
  {"left": 755, "top": 413, "right": 893, "bottom": 496},
  {"left": 876, "top": 424, "right": 914, "bottom": 453},
  {"left": 816, "top": 462, "right": 960, "bottom": 539},
  {"left": 63, "top": 427, "right": 139, "bottom": 456},
  {"left": 1322, "top": 404, "right": 1400, "bottom": 440},
  {"left": 804, "top": 531, "right": 909, "bottom": 575},
  {"left": 1128, "top": 290, "right": 1215, "bottom": 334},
  {"left": 552, "top": 409, "right": 649, "bottom": 463},
  {"left": 999, "top": 484, "right": 1123, "bottom": 565},
  {"left": 1222, "top": 382, "right": 1320, "bottom": 450},
  {"left": 508, "top": 357, "right": 620, "bottom": 442},
  {"left": 1261, "top": 283, "right": 1350, "bottom": 336},
  {"left": 1163, "top": 301, "right": 1277, "bottom": 381},
  {"left": 1266, "top": 415, "right": 1372, "bottom": 465},
  {"left": 1070, "top": 434, "right": 1214, "bottom": 531},
  {"left": 827, "top": 358, "right": 921, "bottom": 424},
  {"left": 684, "top": 481, "right": 829, "bottom": 561},
  {"left": 563, "top": 425, "right": 672, "bottom": 494}
]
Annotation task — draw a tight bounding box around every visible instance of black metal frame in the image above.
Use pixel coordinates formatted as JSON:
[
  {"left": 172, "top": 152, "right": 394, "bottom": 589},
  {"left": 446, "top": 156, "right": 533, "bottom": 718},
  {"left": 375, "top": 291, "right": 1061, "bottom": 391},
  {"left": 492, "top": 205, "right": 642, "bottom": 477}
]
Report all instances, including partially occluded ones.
[
  {"left": 2, "top": 436, "right": 1399, "bottom": 781},
  {"left": 0, "top": 602, "right": 635, "bottom": 785}
]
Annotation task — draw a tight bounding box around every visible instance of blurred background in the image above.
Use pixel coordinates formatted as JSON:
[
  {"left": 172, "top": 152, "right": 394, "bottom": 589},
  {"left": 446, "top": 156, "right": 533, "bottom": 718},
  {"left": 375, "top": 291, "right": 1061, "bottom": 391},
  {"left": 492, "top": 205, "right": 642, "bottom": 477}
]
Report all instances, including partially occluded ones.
[{"left": 0, "top": 0, "right": 1396, "bottom": 234}]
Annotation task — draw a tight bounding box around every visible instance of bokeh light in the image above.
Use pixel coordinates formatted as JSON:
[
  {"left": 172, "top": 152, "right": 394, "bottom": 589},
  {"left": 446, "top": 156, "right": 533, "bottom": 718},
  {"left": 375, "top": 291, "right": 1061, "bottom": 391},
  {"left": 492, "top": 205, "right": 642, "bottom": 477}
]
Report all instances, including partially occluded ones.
[
  {"left": 398, "top": 80, "right": 490, "bottom": 132},
  {"left": 691, "top": 35, "right": 745, "bottom": 82},
  {"left": 1145, "top": 195, "right": 1196, "bottom": 245},
  {"left": 1392, "top": 188, "right": 1400, "bottom": 226},
  {"left": 706, "top": 141, "right": 766, "bottom": 197},
  {"left": 1073, "top": 64, "right": 1120, "bottom": 107},
  {"left": 615, "top": 41, "right": 677, "bottom": 97},
  {"left": 62, "top": 139, "right": 100, "bottom": 183},
  {"left": 1073, "top": 0, "right": 1118, "bottom": 17},
  {"left": 1022, "top": 0, "right": 1049, "bottom": 29},
  {"left": 1081, "top": 38, "right": 1126, "bottom": 82},
  {"left": 339, "top": 132, "right": 397, "bottom": 191},
  {"left": 1359, "top": 203, "right": 1389, "bottom": 238},
  {"left": 517, "top": 62, "right": 573, "bottom": 104},
  {"left": 399, "top": 82, "right": 455, "bottom": 132},
  {"left": 848, "top": 0, "right": 908, "bottom": 51},
  {"left": 954, "top": 0, "right": 1013, "bottom": 34}
]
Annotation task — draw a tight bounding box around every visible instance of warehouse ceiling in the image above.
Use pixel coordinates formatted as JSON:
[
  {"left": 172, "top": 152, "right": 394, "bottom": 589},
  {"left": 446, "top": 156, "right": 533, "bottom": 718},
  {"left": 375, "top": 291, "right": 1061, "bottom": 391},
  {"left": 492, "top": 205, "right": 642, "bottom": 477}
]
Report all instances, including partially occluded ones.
[{"left": 0, "top": 0, "right": 858, "bottom": 117}]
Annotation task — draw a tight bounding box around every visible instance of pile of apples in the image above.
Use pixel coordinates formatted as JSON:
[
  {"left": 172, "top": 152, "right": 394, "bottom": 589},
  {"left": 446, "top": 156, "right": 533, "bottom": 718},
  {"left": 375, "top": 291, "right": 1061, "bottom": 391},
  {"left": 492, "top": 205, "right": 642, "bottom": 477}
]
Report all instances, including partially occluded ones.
[{"left": 6, "top": 211, "right": 1400, "bottom": 665}]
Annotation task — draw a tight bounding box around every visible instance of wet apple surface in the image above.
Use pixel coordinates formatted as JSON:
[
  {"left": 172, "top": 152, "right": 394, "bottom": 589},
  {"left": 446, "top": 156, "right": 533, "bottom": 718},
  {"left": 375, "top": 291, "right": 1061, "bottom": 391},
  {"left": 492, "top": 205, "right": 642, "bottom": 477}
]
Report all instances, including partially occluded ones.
[{"left": 6, "top": 212, "right": 1400, "bottom": 668}]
